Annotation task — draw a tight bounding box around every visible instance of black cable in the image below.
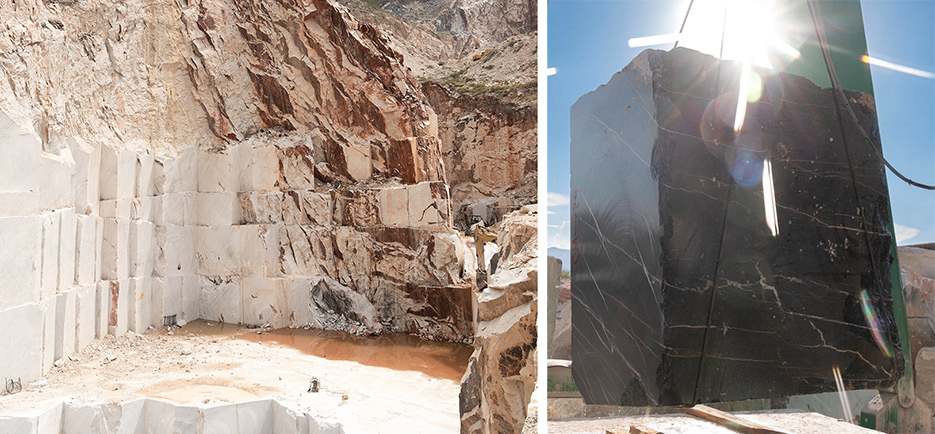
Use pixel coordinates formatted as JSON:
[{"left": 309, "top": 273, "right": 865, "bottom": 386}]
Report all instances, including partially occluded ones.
[
  {"left": 673, "top": 0, "right": 695, "bottom": 49},
  {"left": 808, "top": 1, "right": 935, "bottom": 190}
]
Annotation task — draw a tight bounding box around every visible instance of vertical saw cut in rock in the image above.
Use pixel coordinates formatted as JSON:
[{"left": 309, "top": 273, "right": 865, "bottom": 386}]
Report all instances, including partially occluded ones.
[{"left": 570, "top": 47, "right": 903, "bottom": 406}]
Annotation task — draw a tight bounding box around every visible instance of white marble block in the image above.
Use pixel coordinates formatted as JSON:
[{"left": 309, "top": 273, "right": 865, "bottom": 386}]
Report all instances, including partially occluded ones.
[
  {"left": 101, "top": 218, "right": 130, "bottom": 280},
  {"left": 0, "top": 216, "right": 42, "bottom": 310},
  {"left": 76, "top": 284, "right": 97, "bottom": 350},
  {"left": 241, "top": 224, "right": 279, "bottom": 277},
  {"left": 137, "top": 151, "right": 155, "bottom": 197},
  {"left": 39, "top": 151, "right": 75, "bottom": 211},
  {"left": 108, "top": 279, "right": 130, "bottom": 335},
  {"left": 199, "top": 275, "right": 241, "bottom": 324},
  {"left": 157, "top": 224, "right": 197, "bottom": 276},
  {"left": 117, "top": 150, "right": 138, "bottom": 199},
  {"left": 195, "top": 192, "right": 240, "bottom": 226},
  {"left": 159, "top": 192, "right": 196, "bottom": 226},
  {"left": 53, "top": 289, "right": 77, "bottom": 361},
  {"left": 40, "top": 296, "right": 57, "bottom": 373},
  {"left": 151, "top": 277, "right": 164, "bottom": 324},
  {"left": 131, "top": 196, "right": 154, "bottom": 221},
  {"left": 195, "top": 226, "right": 241, "bottom": 276},
  {"left": 408, "top": 182, "right": 444, "bottom": 228},
  {"left": 239, "top": 143, "right": 280, "bottom": 191},
  {"left": 179, "top": 274, "right": 200, "bottom": 322},
  {"left": 300, "top": 191, "right": 332, "bottom": 226},
  {"left": 0, "top": 111, "right": 41, "bottom": 194},
  {"left": 58, "top": 208, "right": 77, "bottom": 291},
  {"left": 39, "top": 212, "right": 61, "bottom": 300},
  {"left": 198, "top": 146, "right": 239, "bottom": 193},
  {"left": 68, "top": 137, "right": 95, "bottom": 211},
  {"left": 242, "top": 277, "right": 293, "bottom": 328},
  {"left": 98, "top": 198, "right": 132, "bottom": 220},
  {"left": 380, "top": 186, "right": 409, "bottom": 227},
  {"left": 129, "top": 220, "right": 155, "bottom": 278},
  {"left": 160, "top": 148, "right": 198, "bottom": 193},
  {"left": 98, "top": 146, "right": 119, "bottom": 200},
  {"left": 128, "top": 277, "right": 152, "bottom": 333},
  {"left": 75, "top": 215, "right": 98, "bottom": 285},
  {"left": 159, "top": 276, "right": 181, "bottom": 319},
  {"left": 0, "top": 191, "right": 39, "bottom": 217},
  {"left": 0, "top": 302, "right": 42, "bottom": 384},
  {"left": 96, "top": 281, "right": 109, "bottom": 338}
]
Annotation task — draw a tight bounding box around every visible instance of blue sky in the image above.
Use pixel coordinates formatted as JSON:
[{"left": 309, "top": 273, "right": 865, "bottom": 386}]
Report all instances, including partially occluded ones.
[{"left": 547, "top": 0, "right": 935, "bottom": 250}]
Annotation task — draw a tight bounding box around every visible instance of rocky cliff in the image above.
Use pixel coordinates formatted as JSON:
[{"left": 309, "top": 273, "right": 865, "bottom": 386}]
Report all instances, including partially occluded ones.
[
  {"left": 460, "top": 206, "right": 537, "bottom": 433},
  {"left": 0, "top": 0, "right": 477, "bottom": 385}
]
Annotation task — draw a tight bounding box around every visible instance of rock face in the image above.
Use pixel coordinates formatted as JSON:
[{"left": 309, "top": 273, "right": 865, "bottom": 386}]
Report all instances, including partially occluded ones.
[
  {"left": 460, "top": 206, "right": 537, "bottom": 433},
  {"left": 570, "top": 48, "right": 902, "bottom": 406},
  {"left": 0, "top": 0, "right": 476, "bottom": 385},
  {"left": 423, "top": 81, "right": 537, "bottom": 227}
]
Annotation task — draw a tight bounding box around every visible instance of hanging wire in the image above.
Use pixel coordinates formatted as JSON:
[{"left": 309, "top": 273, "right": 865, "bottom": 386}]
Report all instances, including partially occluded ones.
[
  {"left": 673, "top": 0, "right": 696, "bottom": 49},
  {"left": 807, "top": 0, "right": 935, "bottom": 190}
]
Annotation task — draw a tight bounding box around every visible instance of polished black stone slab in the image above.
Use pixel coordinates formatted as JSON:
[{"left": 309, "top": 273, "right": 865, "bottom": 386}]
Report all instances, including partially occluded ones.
[{"left": 569, "top": 47, "right": 902, "bottom": 406}]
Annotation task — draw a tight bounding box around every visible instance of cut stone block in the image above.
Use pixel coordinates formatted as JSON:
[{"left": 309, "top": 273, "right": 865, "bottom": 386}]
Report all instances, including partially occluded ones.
[
  {"left": 179, "top": 274, "right": 200, "bottom": 322},
  {"left": 0, "top": 302, "right": 43, "bottom": 382},
  {"left": 197, "top": 146, "right": 239, "bottom": 193},
  {"left": 76, "top": 284, "right": 97, "bottom": 350},
  {"left": 98, "top": 199, "right": 132, "bottom": 220},
  {"left": 40, "top": 296, "right": 56, "bottom": 373},
  {"left": 75, "top": 214, "right": 98, "bottom": 285},
  {"left": 156, "top": 224, "right": 197, "bottom": 276},
  {"left": 159, "top": 192, "right": 196, "bottom": 226},
  {"left": 108, "top": 279, "right": 130, "bottom": 335},
  {"left": 299, "top": 191, "right": 332, "bottom": 226},
  {"left": 195, "top": 226, "right": 241, "bottom": 275},
  {"left": 239, "top": 191, "right": 283, "bottom": 224},
  {"left": 101, "top": 218, "right": 130, "bottom": 280},
  {"left": 0, "top": 191, "right": 39, "bottom": 217},
  {"left": 0, "top": 216, "right": 42, "bottom": 310},
  {"left": 39, "top": 212, "right": 61, "bottom": 301},
  {"left": 380, "top": 186, "right": 409, "bottom": 227},
  {"left": 238, "top": 143, "right": 280, "bottom": 191},
  {"left": 0, "top": 111, "right": 41, "bottom": 193},
  {"left": 129, "top": 220, "right": 155, "bottom": 278},
  {"left": 117, "top": 150, "right": 139, "bottom": 199},
  {"left": 570, "top": 48, "right": 901, "bottom": 406},
  {"left": 53, "top": 289, "right": 77, "bottom": 362},
  {"left": 128, "top": 277, "right": 152, "bottom": 333},
  {"left": 236, "top": 400, "right": 274, "bottom": 433},
  {"left": 68, "top": 137, "right": 95, "bottom": 211},
  {"left": 195, "top": 192, "right": 240, "bottom": 226},
  {"left": 131, "top": 196, "right": 154, "bottom": 221},
  {"left": 277, "top": 143, "right": 315, "bottom": 190},
  {"left": 159, "top": 149, "right": 198, "bottom": 193},
  {"left": 241, "top": 224, "right": 279, "bottom": 277},
  {"left": 137, "top": 151, "right": 155, "bottom": 197},
  {"left": 243, "top": 277, "right": 293, "bottom": 328},
  {"left": 39, "top": 151, "right": 75, "bottom": 211},
  {"left": 96, "top": 282, "right": 108, "bottom": 338},
  {"left": 279, "top": 225, "right": 335, "bottom": 277},
  {"left": 199, "top": 275, "right": 242, "bottom": 324},
  {"left": 58, "top": 208, "right": 77, "bottom": 290},
  {"left": 408, "top": 182, "right": 445, "bottom": 228},
  {"left": 151, "top": 277, "right": 164, "bottom": 323}
]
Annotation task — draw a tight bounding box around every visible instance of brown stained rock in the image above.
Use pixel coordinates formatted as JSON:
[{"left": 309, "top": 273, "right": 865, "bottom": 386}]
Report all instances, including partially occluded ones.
[{"left": 461, "top": 207, "right": 537, "bottom": 433}]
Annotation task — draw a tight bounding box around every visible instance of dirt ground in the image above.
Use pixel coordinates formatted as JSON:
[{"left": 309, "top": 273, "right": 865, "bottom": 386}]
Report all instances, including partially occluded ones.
[{"left": 0, "top": 321, "right": 472, "bottom": 433}]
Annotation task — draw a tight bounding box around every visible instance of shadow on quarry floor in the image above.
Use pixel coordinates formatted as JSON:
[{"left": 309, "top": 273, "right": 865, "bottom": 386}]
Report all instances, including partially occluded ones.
[{"left": 0, "top": 321, "right": 471, "bottom": 433}]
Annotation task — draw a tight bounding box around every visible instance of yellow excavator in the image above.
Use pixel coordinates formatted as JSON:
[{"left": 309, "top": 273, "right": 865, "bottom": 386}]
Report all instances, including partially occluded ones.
[{"left": 470, "top": 222, "right": 498, "bottom": 289}]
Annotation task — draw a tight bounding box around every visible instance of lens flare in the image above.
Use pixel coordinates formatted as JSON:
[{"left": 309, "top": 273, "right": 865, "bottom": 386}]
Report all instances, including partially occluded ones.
[
  {"left": 859, "top": 290, "right": 894, "bottom": 358},
  {"left": 861, "top": 55, "right": 935, "bottom": 79},
  {"left": 832, "top": 366, "right": 854, "bottom": 423},
  {"left": 762, "top": 159, "right": 779, "bottom": 237}
]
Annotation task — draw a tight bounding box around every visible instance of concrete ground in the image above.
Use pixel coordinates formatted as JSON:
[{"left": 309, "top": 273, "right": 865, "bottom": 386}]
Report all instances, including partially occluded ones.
[
  {"left": 0, "top": 321, "right": 471, "bottom": 433},
  {"left": 548, "top": 409, "right": 881, "bottom": 433}
]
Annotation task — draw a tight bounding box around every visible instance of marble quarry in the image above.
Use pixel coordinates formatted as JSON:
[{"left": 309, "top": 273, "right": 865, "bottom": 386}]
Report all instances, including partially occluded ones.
[
  {"left": 569, "top": 47, "right": 903, "bottom": 406},
  {"left": 0, "top": 0, "right": 476, "bottom": 388}
]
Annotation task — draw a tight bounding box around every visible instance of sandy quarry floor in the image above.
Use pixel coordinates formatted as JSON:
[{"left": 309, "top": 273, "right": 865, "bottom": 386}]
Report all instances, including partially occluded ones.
[{"left": 0, "top": 321, "right": 472, "bottom": 433}]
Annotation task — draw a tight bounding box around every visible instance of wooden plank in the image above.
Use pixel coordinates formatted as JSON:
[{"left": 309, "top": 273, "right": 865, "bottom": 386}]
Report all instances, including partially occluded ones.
[{"left": 681, "top": 405, "right": 787, "bottom": 434}]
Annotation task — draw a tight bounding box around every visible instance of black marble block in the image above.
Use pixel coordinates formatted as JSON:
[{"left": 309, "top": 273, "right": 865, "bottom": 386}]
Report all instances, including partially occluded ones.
[{"left": 569, "top": 48, "right": 902, "bottom": 406}]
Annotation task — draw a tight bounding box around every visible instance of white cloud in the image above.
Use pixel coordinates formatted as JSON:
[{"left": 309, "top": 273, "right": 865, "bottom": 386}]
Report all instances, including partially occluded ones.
[
  {"left": 548, "top": 192, "right": 569, "bottom": 207},
  {"left": 894, "top": 223, "right": 920, "bottom": 244},
  {"left": 548, "top": 220, "right": 571, "bottom": 250}
]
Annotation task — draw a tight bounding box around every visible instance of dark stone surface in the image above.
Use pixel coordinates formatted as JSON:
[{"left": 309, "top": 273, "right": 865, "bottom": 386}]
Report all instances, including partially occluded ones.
[{"left": 569, "top": 48, "right": 902, "bottom": 406}]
